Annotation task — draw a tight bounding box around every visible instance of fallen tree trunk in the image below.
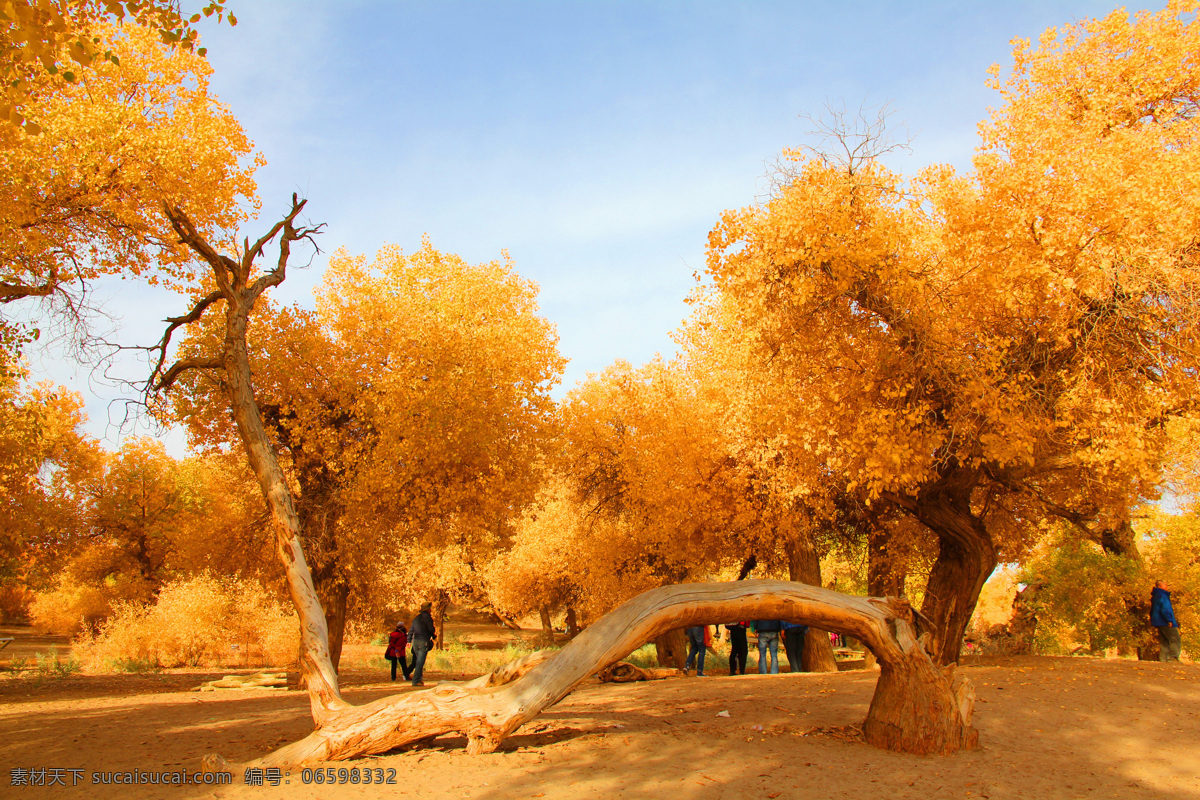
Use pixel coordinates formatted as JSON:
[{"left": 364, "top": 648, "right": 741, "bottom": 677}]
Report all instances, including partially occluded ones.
[{"left": 250, "top": 580, "right": 976, "bottom": 766}]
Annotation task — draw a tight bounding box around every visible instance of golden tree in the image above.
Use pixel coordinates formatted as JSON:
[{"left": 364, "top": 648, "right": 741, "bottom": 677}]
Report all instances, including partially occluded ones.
[
  {"left": 699, "top": 1, "right": 1200, "bottom": 663},
  {"left": 0, "top": 19, "right": 258, "bottom": 351},
  {"left": 0, "top": 0, "right": 233, "bottom": 133},
  {"left": 161, "top": 237, "right": 563, "bottom": 666},
  {"left": 0, "top": 370, "right": 98, "bottom": 601}
]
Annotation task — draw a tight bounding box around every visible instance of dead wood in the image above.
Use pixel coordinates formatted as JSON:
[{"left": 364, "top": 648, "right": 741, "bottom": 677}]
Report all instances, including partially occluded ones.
[{"left": 597, "top": 661, "right": 680, "bottom": 683}]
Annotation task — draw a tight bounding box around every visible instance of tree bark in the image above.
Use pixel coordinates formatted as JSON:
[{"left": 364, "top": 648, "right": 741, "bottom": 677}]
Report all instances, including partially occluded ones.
[
  {"left": 538, "top": 605, "right": 554, "bottom": 645},
  {"left": 565, "top": 607, "right": 581, "bottom": 638},
  {"left": 433, "top": 590, "right": 450, "bottom": 651},
  {"left": 867, "top": 526, "right": 906, "bottom": 598},
  {"left": 319, "top": 581, "right": 350, "bottom": 672},
  {"left": 1099, "top": 518, "right": 1156, "bottom": 658},
  {"left": 654, "top": 628, "right": 688, "bottom": 669},
  {"left": 786, "top": 536, "right": 839, "bottom": 672},
  {"left": 247, "top": 580, "right": 976, "bottom": 766}
]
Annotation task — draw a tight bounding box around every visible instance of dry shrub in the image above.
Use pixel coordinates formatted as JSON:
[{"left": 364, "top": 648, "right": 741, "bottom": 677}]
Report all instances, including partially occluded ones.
[
  {"left": 30, "top": 576, "right": 127, "bottom": 635},
  {"left": 73, "top": 574, "right": 299, "bottom": 671}
]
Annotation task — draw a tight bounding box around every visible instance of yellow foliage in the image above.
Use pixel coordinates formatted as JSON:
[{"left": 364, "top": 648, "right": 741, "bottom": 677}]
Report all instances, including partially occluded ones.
[
  {"left": 72, "top": 573, "right": 298, "bottom": 671},
  {"left": 0, "top": 369, "right": 99, "bottom": 587},
  {"left": 0, "top": 19, "right": 259, "bottom": 343},
  {"left": 0, "top": 1, "right": 232, "bottom": 132},
  {"left": 694, "top": 2, "right": 1200, "bottom": 594}
]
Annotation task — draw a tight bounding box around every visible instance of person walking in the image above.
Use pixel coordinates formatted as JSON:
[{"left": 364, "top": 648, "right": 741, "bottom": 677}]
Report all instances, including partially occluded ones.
[
  {"left": 384, "top": 622, "right": 412, "bottom": 681},
  {"left": 1151, "top": 580, "right": 1182, "bottom": 662},
  {"left": 409, "top": 601, "right": 437, "bottom": 686},
  {"left": 783, "top": 621, "right": 808, "bottom": 673},
  {"left": 725, "top": 621, "right": 749, "bottom": 675},
  {"left": 684, "top": 625, "right": 708, "bottom": 676},
  {"left": 754, "top": 619, "right": 782, "bottom": 674}
]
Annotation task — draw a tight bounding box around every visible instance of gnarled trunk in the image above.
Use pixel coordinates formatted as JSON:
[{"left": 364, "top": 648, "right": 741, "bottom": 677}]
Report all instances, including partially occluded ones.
[
  {"left": 158, "top": 199, "right": 345, "bottom": 725},
  {"left": 248, "top": 581, "right": 976, "bottom": 766},
  {"left": 224, "top": 297, "right": 346, "bottom": 721},
  {"left": 565, "top": 607, "right": 581, "bottom": 638},
  {"left": 538, "top": 605, "right": 554, "bottom": 645},
  {"left": 654, "top": 627, "right": 688, "bottom": 669},
  {"left": 867, "top": 525, "right": 906, "bottom": 598},
  {"left": 913, "top": 486, "right": 997, "bottom": 666},
  {"left": 786, "top": 536, "right": 838, "bottom": 672}
]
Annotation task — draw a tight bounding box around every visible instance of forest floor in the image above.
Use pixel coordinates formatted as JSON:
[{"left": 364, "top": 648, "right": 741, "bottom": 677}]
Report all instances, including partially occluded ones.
[{"left": 0, "top": 620, "right": 1197, "bottom": 800}]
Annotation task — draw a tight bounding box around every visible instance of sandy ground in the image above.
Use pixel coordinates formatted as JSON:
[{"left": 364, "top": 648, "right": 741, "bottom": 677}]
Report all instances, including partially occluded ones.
[{"left": 1, "top": 648, "right": 1197, "bottom": 800}]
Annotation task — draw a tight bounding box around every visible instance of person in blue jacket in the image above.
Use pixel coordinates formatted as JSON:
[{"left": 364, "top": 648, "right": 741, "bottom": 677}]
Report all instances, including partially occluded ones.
[{"left": 1150, "top": 580, "right": 1181, "bottom": 662}]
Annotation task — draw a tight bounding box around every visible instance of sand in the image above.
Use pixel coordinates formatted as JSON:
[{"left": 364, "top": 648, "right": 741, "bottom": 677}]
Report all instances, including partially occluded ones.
[{"left": 1, "top": 650, "right": 1198, "bottom": 800}]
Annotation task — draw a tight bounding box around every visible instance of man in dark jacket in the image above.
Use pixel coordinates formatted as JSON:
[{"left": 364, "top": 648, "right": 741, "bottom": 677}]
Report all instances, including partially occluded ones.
[
  {"left": 409, "top": 602, "right": 437, "bottom": 686},
  {"left": 725, "top": 622, "right": 749, "bottom": 675},
  {"left": 1151, "top": 581, "right": 1182, "bottom": 662}
]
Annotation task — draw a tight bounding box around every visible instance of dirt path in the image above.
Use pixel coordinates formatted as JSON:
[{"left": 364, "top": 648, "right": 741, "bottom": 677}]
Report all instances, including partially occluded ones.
[{"left": 1, "top": 656, "right": 1197, "bottom": 799}]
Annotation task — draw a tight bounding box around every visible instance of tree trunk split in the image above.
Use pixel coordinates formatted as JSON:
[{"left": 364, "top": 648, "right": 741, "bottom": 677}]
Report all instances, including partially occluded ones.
[{"left": 251, "top": 580, "right": 976, "bottom": 766}]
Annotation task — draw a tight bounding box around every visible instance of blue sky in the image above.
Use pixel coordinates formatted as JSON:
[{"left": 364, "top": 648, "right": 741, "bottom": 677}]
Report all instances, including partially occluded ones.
[{"left": 27, "top": 0, "right": 1125, "bottom": 452}]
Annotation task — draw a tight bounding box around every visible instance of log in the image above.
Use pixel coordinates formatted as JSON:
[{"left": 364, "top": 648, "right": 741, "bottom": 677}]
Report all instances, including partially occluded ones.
[
  {"left": 597, "top": 661, "right": 680, "bottom": 683},
  {"left": 198, "top": 672, "right": 289, "bottom": 692},
  {"left": 250, "top": 580, "right": 976, "bottom": 766}
]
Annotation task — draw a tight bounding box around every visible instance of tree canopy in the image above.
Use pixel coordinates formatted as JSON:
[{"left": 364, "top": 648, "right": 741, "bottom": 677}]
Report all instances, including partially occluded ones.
[
  {"left": 0, "top": 18, "right": 258, "bottom": 356},
  {"left": 694, "top": 0, "right": 1200, "bottom": 662}
]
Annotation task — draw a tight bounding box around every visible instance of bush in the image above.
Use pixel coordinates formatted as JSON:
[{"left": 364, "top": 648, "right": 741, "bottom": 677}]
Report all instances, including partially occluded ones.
[
  {"left": 72, "top": 574, "right": 299, "bottom": 671},
  {"left": 30, "top": 576, "right": 125, "bottom": 635},
  {"left": 1021, "top": 536, "right": 1145, "bottom": 654},
  {"left": 0, "top": 584, "right": 34, "bottom": 623}
]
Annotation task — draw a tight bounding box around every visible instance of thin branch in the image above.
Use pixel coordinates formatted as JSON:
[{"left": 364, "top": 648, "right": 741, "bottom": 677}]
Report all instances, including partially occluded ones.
[
  {"left": 145, "top": 289, "right": 223, "bottom": 391},
  {"left": 153, "top": 354, "right": 224, "bottom": 394}
]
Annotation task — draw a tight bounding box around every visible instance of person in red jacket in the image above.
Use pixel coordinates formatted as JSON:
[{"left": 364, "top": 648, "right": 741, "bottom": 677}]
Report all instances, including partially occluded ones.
[{"left": 385, "top": 622, "right": 412, "bottom": 681}]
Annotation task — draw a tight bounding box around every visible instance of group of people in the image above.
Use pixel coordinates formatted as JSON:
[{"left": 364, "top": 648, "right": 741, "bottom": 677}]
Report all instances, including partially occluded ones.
[
  {"left": 384, "top": 601, "right": 438, "bottom": 686},
  {"left": 684, "top": 621, "right": 812, "bottom": 676},
  {"left": 384, "top": 580, "right": 1183, "bottom": 688}
]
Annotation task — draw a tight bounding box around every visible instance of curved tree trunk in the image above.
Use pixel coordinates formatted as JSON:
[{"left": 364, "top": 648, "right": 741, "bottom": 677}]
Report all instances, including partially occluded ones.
[
  {"left": 786, "top": 536, "right": 839, "bottom": 672},
  {"left": 249, "top": 580, "right": 977, "bottom": 766},
  {"left": 1099, "top": 518, "right": 1157, "bottom": 658},
  {"left": 157, "top": 199, "right": 346, "bottom": 724},
  {"left": 913, "top": 488, "right": 997, "bottom": 666}
]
